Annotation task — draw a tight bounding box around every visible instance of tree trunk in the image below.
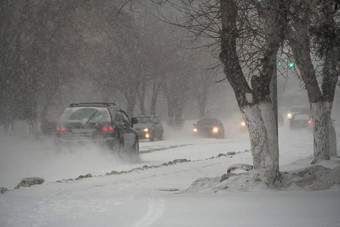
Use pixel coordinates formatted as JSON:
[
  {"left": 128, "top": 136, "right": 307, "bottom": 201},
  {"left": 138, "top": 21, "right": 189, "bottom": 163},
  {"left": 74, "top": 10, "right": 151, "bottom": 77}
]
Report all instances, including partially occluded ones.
[
  {"left": 138, "top": 81, "right": 146, "bottom": 115},
  {"left": 198, "top": 94, "right": 207, "bottom": 118},
  {"left": 288, "top": 2, "right": 338, "bottom": 162},
  {"left": 310, "top": 102, "right": 333, "bottom": 162},
  {"left": 322, "top": 53, "right": 339, "bottom": 157},
  {"left": 329, "top": 118, "right": 337, "bottom": 157},
  {"left": 125, "top": 90, "right": 137, "bottom": 117},
  {"left": 219, "top": 0, "right": 286, "bottom": 186},
  {"left": 241, "top": 101, "right": 279, "bottom": 181},
  {"left": 197, "top": 82, "right": 208, "bottom": 118},
  {"left": 150, "top": 81, "right": 160, "bottom": 115}
]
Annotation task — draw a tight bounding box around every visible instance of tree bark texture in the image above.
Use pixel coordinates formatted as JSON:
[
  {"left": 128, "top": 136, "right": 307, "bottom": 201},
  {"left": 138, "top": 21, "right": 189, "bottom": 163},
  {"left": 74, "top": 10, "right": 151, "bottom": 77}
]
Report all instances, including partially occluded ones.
[
  {"left": 150, "top": 81, "right": 160, "bottom": 115},
  {"left": 288, "top": 1, "right": 338, "bottom": 162},
  {"left": 219, "top": 0, "right": 287, "bottom": 186}
]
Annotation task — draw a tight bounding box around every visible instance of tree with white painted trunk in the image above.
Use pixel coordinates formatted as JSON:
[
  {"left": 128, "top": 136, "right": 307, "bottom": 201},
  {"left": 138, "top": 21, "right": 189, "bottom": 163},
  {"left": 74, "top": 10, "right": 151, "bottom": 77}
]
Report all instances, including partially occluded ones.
[
  {"left": 219, "top": 0, "right": 290, "bottom": 186},
  {"left": 287, "top": 0, "right": 339, "bottom": 163},
  {"left": 155, "top": 0, "right": 290, "bottom": 186}
]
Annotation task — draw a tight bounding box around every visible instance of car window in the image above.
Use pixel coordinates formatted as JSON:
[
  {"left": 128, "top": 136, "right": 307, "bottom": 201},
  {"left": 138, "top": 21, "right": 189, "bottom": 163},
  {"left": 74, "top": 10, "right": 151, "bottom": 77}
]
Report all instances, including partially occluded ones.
[
  {"left": 121, "top": 111, "right": 130, "bottom": 123},
  {"left": 108, "top": 107, "right": 116, "bottom": 120},
  {"left": 115, "top": 112, "right": 124, "bottom": 122},
  {"left": 293, "top": 114, "right": 310, "bottom": 121},
  {"left": 153, "top": 117, "right": 159, "bottom": 123},
  {"left": 197, "top": 118, "right": 218, "bottom": 126},
  {"left": 136, "top": 116, "right": 153, "bottom": 123},
  {"left": 59, "top": 107, "right": 110, "bottom": 123}
]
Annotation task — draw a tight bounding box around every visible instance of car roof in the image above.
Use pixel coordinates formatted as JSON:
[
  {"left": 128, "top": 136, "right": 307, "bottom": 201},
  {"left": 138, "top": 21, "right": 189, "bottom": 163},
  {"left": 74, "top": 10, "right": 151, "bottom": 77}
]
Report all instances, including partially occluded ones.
[
  {"left": 197, "top": 118, "right": 220, "bottom": 124},
  {"left": 69, "top": 102, "right": 117, "bottom": 108}
]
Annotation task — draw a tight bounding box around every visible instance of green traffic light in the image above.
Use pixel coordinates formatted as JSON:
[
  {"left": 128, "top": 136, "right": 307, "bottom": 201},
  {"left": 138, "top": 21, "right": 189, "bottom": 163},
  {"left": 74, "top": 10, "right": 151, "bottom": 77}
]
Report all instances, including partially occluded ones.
[
  {"left": 278, "top": 61, "right": 282, "bottom": 66},
  {"left": 289, "top": 62, "right": 294, "bottom": 68}
]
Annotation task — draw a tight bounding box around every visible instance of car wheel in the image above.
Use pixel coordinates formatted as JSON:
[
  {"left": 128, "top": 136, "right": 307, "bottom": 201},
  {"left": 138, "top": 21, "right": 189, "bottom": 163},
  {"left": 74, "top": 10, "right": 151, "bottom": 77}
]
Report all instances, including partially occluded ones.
[
  {"left": 149, "top": 133, "right": 155, "bottom": 142},
  {"left": 218, "top": 131, "right": 225, "bottom": 139},
  {"left": 110, "top": 139, "right": 122, "bottom": 154},
  {"left": 119, "top": 138, "right": 139, "bottom": 163},
  {"left": 129, "top": 141, "right": 140, "bottom": 163},
  {"left": 54, "top": 140, "right": 62, "bottom": 153}
]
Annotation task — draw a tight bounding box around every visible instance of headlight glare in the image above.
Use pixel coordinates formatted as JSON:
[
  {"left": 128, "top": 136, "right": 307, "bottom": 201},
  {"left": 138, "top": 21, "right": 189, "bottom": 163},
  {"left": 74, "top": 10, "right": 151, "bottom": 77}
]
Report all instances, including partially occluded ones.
[
  {"left": 287, "top": 113, "right": 292, "bottom": 119},
  {"left": 212, "top": 127, "right": 219, "bottom": 133},
  {"left": 241, "top": 121, "right": 246, "bottom": 127}
]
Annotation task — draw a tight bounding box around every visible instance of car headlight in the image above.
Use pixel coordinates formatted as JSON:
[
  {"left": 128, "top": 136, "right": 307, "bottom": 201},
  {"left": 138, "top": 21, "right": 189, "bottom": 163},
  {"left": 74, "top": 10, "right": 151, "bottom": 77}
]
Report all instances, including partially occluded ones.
[
  {"left": 193, "top": 128, "right": 198, "bottom": 132},
  {"left": 212, "top": 127, "right": 219, "bottom": 133},
  {"left": 144, "top": 128, "right": 148, "bottom": 132},
  {"left": 287, "top": 113, "right": 292, "bottom": 119},
  {"left": 241, "top": 121, "right": 246, "bottom": 127},
  {"left": 145, "top": 133, "right": 150, "bottom": 138}
]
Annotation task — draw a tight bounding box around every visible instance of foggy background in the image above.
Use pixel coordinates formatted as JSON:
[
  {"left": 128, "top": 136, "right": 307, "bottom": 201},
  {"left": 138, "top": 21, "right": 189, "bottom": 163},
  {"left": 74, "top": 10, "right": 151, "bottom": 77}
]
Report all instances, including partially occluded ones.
[{"left": 1, "top": 0, "right": 340, "bottom": 189}]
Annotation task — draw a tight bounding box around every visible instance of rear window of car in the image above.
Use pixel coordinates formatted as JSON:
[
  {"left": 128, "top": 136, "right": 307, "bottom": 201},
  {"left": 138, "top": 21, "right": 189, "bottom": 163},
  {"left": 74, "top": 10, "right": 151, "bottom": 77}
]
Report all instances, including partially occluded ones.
[
  {"left": 293, "top": 114, "right": 310, "bottom": 121},
  {"left": 136, "top": 116, "right": 153, "bottom": 123},
  {"left": 197, "top": 118, "right": 218, "bottom": 125},
  {"left": 290, "top": 106, "right": 309, "bottom": 113},
  {"left": 59, "top": 107, "right": 110, "bottom": 123}
]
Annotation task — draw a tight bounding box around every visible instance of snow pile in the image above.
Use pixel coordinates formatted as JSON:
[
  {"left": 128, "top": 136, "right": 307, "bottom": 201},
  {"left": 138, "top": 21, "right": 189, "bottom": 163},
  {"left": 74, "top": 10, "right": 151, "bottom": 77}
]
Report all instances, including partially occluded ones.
[
  {"left": 186, "top": 168, "right": 270, "bottom": 193},
  {"left": 14, "top": 177, "right": 45, "bottom": 189},
  {"left": 0, "top": 187, "right": 8, "bottom": 194},
  {"left": 187, "top": 162, "right": 340, "bottom": 193},
  {"left": 281, "top": 165, "right": 340, "bottom": 190}
]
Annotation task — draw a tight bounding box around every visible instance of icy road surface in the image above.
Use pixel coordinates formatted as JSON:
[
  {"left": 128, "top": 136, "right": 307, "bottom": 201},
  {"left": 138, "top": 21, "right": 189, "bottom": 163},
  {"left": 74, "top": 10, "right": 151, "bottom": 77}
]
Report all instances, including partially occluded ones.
[{"left": 1, "top": 126, "right": 340, "bottom": 226}]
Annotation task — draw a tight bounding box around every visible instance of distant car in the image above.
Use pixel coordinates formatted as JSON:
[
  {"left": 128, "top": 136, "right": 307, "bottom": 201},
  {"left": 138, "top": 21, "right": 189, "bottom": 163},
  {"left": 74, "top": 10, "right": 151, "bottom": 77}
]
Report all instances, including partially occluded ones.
[
  {"left": 193, "top": 118, "right": 225, "bottom": 139},
  {"left": 290, "top": 113, "right": 312, "bottom": 129},
  {"left": 287, "top": 106, "right": 310, "bottom": 120},
  {"left": 54, "top": 103, "right": 139, "bottom": 160},
  {"left": 133, "top": 115, "right": 163, "bottom": 141}
]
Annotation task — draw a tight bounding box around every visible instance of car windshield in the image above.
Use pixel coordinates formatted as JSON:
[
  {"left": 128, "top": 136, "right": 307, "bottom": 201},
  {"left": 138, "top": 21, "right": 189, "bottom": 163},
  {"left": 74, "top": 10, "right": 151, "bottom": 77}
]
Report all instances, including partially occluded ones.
[
  {"left": 293, "top": 114, "right": 310, "bottom": 121},
  {"left": 290, "top": 106, "right": 309, "bottom": 113},
  {"left": 136, "top": 116, "right": 153, "bottom": 124},
  {"left": 197, "top": 118, "right": 218, "bottom": 126},
  {"left": 59, "top": 107, "right": 110, "bottom": 123}
]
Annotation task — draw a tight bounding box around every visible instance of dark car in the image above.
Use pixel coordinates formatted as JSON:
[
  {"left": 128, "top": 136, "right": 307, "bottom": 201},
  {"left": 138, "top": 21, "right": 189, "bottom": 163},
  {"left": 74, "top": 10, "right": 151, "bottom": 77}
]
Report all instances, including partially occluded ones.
[
  {"left": 290, "top": 113, "right": 312, "bottom": 129},
  {"left": 54, "top": 103, "right": 139, "bottom": 161},
  {"left": 193, "top": 118, "right": 225, "bottom": 139},
  {"left": 287, "top": 106, "right": 310, "bottom": 120},
  {"left": 133, "top": 115, "right": 163, "bottom": 141}
]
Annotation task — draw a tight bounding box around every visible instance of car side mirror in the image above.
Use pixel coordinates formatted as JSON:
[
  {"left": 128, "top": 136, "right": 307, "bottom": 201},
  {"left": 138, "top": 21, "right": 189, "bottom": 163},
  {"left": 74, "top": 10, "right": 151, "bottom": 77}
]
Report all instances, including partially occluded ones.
[{"left": 131, "top": 117, "right": 138, "bottom": 125}]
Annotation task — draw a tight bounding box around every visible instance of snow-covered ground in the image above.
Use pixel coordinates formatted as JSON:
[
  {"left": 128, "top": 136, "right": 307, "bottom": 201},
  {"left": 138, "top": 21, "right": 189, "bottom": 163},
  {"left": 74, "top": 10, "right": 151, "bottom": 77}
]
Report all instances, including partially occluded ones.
[{"left": 0, "top": 123, "right": 340, "bottom": 227}]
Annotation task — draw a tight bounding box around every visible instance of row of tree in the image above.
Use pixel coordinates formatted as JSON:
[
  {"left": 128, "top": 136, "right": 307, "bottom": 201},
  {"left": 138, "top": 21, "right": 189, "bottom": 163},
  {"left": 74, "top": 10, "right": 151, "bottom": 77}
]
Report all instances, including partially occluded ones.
[
  {"left": 0, "top": 0, "right": 216, "bottom": 133},
  {"left": 155, "top": 0, "right": 340, "bottom": 185}
]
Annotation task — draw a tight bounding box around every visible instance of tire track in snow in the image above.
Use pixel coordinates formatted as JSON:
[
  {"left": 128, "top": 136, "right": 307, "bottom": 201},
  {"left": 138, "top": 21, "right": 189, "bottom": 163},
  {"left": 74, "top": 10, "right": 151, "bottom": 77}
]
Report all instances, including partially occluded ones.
[{"left": 132, "top": 198, "right": 165, "bottom": 227}]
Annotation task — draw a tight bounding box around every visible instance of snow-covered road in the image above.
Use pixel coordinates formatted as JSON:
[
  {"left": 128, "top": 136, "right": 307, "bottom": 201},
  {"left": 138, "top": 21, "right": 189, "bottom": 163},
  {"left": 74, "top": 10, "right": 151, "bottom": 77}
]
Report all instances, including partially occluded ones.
[{"left": 1, "top": 126, "right": 340, "bottom": 226}]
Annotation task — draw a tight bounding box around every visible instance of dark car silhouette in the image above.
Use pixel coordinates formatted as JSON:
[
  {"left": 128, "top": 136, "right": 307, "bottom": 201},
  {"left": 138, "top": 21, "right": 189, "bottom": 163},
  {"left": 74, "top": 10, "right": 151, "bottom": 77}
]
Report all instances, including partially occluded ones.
[
  {"left": 133, "top": 115, "right": 163, "bottom": 141},
  {"left": 54, "top": 103, "right": 139, "bottom": 161},
  {"left": 193, "top": 118, "right": 225, "bottom": 139}
]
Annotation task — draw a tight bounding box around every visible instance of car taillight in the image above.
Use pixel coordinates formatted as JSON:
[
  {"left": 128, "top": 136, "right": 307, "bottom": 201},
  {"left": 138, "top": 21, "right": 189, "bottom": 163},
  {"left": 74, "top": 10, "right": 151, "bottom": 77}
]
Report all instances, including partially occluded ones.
[
  {"left": 57, "top": 127, "right": 66, "bottom": 131},
  {"left": 103, "top": 126, "right": 114, "bottom": 131}
]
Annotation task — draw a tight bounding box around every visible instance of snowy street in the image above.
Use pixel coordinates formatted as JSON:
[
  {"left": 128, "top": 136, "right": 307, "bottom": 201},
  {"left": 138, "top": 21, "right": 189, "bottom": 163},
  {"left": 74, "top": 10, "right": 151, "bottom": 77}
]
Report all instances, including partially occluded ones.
[
  {"left": 1, "top": 124, "right": 340, "bottom": 226},
  {"left": 1, "top": 0, "right": 340, "bottom": 226}
]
